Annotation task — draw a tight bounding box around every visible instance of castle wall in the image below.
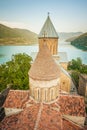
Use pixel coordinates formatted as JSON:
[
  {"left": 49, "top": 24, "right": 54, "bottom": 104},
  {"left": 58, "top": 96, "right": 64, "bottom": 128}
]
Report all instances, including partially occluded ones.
[
  {"left": 29, "top": 78, "right": 60, "bottom": 103},
  {"left": 60, "top": 62, "right": 68, "bottom": 70},
  {"left": 78, "top": 75, "right": 87, "bottom": 96},
  {"left": 38, "top": 38, "right": 58, "bottom": 55},
  {"left": 60, "top": 71, "right": 71, "bottom": 93}
]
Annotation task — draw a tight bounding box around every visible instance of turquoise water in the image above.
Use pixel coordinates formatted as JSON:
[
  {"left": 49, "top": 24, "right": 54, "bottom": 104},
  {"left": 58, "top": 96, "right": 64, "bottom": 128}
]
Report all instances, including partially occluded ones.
[
  {"left": 59, "top": 41, "right": 87, "bottom": 64},
  {"left": 0, "top": 41, "right": 87, "bottom": 64}
]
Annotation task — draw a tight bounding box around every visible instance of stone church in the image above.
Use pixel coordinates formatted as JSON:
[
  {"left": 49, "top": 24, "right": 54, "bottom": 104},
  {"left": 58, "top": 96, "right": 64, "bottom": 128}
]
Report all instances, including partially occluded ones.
[
  {"left": 0, "top": 15, "right": 87, "bottom": 130},
  {"left": 31, "top": 14, "right": 74, "bottom": 93}
]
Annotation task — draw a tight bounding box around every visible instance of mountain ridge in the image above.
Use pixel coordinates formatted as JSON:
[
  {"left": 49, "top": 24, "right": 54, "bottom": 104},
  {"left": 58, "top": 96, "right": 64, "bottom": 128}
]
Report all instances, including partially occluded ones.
[
  {"left": 0, "top": 23, "right": 85, "bottom": 45},
  {"left": 58, "top": 32, "right": 82, "bottom": 41},
  {"left": 0, "top": 24, "right": 38, "bottom": 45},
  {"left": 71, "top": 33, "right": 87, "bottom": 51}
]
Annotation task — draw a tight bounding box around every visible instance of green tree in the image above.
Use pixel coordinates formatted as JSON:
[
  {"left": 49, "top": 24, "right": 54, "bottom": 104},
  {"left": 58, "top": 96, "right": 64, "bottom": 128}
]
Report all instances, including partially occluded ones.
[
  {"left": 0, "top": 53, "right": 32, "bottom": 92},
  {"left": 68, "top": 57, "right": 87, "bottom": 74},
  {"left": 71, "top": 71, "right": 80, "bottom": 87},
  {"left": 68, "top": 58, "right": 87, "bottom": 89},
  {"left": 68, "top": 57, "right": 82, "bottom": 71}
]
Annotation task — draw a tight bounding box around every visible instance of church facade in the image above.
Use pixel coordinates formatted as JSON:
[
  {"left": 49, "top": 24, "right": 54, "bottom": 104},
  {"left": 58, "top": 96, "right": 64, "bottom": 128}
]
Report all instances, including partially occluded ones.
[{"left": 32, "top": 14, "right": 72, "bottom": 93}]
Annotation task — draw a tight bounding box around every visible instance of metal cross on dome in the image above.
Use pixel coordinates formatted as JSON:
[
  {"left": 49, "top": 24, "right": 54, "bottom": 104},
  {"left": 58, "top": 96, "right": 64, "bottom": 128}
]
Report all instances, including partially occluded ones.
[{"left": 48, "top": 12, "right": 50, "bottom": 16}]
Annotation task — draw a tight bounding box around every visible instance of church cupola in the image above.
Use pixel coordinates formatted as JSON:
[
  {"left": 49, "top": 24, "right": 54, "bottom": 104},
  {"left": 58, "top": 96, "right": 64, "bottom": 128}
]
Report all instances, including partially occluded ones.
[
  {"left": 29, "top": 44, "right": 60, "bottom": 103},
  {"left": 38, "top": 13, "right": 59, "bottom": 55}
]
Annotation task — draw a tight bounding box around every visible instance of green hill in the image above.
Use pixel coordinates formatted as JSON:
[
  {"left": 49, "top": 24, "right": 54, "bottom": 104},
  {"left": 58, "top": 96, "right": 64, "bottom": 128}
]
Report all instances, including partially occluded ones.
[
  {"left": 71, "top": 33, "right": 87, "bottom": 51},
  {"left": 58, "top": 32, "right": 82, "bottom": 41},
  {"left": 65, "top": 36, "right": 79, "bottom": 42},
  {"left": 0, "top": 24, "right": 38, "bottom": 45}
]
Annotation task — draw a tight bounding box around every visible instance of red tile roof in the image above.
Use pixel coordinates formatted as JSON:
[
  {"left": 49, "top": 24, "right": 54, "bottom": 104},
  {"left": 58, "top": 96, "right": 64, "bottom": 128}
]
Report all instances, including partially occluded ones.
[
  {"left": 38, "top": 104, "right": 62, "bottom": 130},
  {"left": 0, "top": 90, "right": 86, "bottom": 130},
  {"left": 29, "top": 44, "right": 60, "bottom": 80},
  {"left": 58, "top": 95, "right": 85, "bottom": 116},
  {"left": 4, "top": 90, "right": 29, "bottom": 108},
  {"left": 0, "top": 103, "right": 40, "bottom": 130}
]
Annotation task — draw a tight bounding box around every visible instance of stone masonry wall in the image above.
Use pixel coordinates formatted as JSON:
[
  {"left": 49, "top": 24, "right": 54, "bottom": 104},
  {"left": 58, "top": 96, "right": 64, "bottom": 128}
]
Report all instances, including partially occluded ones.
[
  {"left": 60, "top": 71, "right": 71, "bottom": 93},
  {"left": 29, "top": 78, "right": 60, "bottom": 103},
  {"left": 78, "top": 76, "right": 86, "bottom": 96},
  {"left": 39, "top": 38, "right": 58, "bottom": 55},
  {"left": 60, "top": 62, "right": 68, "bottom": 70}
]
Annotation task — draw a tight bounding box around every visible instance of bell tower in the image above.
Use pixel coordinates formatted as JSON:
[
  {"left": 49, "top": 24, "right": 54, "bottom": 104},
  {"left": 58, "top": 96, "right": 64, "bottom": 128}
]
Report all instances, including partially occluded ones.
[{"left": 38, "top": 13, "right": 59, "bottom": 55}]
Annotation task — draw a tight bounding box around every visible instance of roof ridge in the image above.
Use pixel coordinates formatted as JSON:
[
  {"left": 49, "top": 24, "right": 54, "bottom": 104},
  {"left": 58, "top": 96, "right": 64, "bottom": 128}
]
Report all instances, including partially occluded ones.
[{"left": 34, "top": 103, "right": 43, "bottom": 130}]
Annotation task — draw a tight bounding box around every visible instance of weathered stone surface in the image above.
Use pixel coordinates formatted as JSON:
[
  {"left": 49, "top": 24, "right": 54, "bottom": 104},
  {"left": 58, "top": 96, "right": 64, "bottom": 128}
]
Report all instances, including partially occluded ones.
[
  {"left": 0, "top": 87, "right": 10, "bottom": 107},
  {"left": 0, "top": 107, "right": 5, "bottom": 122},
  {"left": 0, "top": 87, "right": 10, "bottom": 122}
]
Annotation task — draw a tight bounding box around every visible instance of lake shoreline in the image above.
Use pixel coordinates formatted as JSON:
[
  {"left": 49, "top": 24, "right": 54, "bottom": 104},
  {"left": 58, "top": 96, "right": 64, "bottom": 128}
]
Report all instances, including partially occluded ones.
[
  {"left": 0, "top": 43, "right": 38, "bottom": 46},
  {"left": 0, "top": 41, "right": 87, "bottom": 65},
  {"left": 71, "top": 44, "right": 87, "bottom": 51}
]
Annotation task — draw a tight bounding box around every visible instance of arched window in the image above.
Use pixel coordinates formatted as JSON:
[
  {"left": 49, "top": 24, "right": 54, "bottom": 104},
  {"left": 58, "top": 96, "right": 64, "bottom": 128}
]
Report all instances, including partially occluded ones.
[
  {"left": 51, "top": 89, "right": 54, "bottom": 100},
  {"left": 32, "top": 88, "right": 34, "bottom": 98},
  {"left": 45, "top": 89, "right": 47, "bottom": 101}
]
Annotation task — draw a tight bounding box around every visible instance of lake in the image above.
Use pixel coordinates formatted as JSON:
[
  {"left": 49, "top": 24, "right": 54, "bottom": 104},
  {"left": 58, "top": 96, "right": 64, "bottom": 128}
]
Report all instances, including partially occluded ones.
[{"left": 0, "top": 41, "right": 87, "bottom": 64}]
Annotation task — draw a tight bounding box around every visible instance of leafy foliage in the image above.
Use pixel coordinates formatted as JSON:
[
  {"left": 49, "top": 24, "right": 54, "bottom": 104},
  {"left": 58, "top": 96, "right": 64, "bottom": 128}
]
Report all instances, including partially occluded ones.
[
  {"left": 68, "top": 58, "right": 87, "bottom": 89},
  {"left": 70, "top": 71, "right": 80, "bottom": 87},
  {"left": 68, "top": 58, "right": 87, "bottom": 73},
  {"left": 0, "top": 53, "right": 32, "bottom": 92}
]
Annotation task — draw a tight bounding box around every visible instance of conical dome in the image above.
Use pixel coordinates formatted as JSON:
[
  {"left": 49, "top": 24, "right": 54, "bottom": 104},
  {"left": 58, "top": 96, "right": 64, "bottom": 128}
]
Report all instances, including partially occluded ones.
[
  {"left": 38, "top": 15, "right": 58, "bottom": 38},
  {"left": 29, "top": 44, "right": 60, "bottom": 80}
]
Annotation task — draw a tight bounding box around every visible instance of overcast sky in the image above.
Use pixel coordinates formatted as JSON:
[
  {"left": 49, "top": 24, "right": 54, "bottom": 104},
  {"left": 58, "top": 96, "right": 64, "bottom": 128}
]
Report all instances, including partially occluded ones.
[{"left": 0, "top": 0, "right": 87, "bottom": 33}]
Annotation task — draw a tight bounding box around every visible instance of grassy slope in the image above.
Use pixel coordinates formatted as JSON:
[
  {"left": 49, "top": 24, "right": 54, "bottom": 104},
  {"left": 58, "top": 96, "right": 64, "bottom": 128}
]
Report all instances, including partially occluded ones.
[{"left": 0, "top": 24, "right": 38, "bottom": 45}]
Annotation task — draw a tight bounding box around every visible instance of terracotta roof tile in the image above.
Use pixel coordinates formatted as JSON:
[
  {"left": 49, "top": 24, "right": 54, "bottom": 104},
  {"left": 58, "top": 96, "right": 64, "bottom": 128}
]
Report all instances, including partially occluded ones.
[
  {"left": 0, "top": 90, "right": 86, "bottom": 130},
  {"left": 29, "top": 44, "right": 60, "bottom": 80},
  {"left": 1, "top": 102, "right": 40, "bottom": 130},
  {"left": 4, "top": 90, "right": 29, "bottom": 108},
  {"left": 58, "top": 95, "right": 85, "bottom": 116},
  {"left": 38, "top": 104, "right": 62, "bottom": 130}
]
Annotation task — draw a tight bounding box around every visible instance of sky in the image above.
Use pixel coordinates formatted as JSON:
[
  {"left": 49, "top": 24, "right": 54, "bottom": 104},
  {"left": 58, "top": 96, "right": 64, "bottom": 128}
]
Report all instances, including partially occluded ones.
[{"left": 0, "top": 0, "right": 87, "bottom": 33}]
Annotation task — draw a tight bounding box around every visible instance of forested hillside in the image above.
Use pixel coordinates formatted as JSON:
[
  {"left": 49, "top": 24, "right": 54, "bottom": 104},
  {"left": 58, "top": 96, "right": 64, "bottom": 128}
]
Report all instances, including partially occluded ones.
[
  {"left": 0, "top": 24, "right": 38, "bottom": 45},
  {"left": 71, "top": 33, "right": 87, "bottom": 51}
]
